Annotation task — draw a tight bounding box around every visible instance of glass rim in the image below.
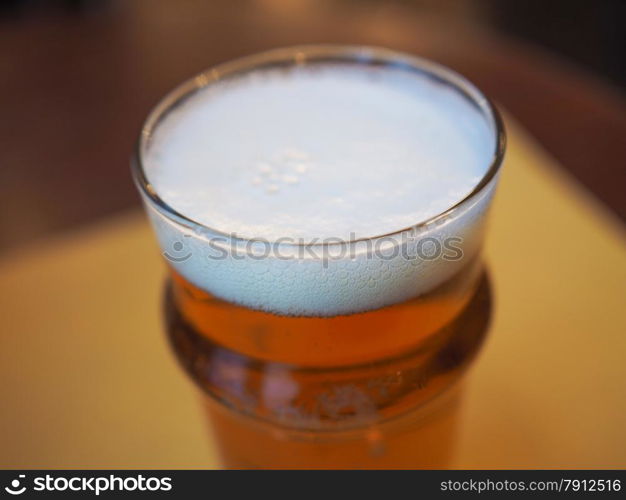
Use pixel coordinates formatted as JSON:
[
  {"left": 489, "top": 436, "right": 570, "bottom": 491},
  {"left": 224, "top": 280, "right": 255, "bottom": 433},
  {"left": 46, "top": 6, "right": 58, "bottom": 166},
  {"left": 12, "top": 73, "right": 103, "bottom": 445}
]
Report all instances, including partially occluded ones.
[{"left": 131, "top": 44, "right": 506, "bottom": 247}]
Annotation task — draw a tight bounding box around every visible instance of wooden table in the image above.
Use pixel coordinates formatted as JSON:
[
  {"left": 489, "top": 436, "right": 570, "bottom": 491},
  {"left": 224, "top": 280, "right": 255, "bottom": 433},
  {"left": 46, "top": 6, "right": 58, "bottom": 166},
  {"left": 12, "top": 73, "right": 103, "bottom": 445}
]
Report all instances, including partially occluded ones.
[{"left": 1, "top": 119, "right": 624, "bottom": 468}]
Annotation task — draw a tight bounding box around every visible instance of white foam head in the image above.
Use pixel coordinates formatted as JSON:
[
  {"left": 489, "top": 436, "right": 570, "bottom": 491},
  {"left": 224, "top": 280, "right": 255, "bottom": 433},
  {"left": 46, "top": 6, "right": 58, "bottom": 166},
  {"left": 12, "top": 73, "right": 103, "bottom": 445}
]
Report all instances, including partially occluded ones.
[{"left": 138, "top": 49, "right": 502, "bottom": 316}]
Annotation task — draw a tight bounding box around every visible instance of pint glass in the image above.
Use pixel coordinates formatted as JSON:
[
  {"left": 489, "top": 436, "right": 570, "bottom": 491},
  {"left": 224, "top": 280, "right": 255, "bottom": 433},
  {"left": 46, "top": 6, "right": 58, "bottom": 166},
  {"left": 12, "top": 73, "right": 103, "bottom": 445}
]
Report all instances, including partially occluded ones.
[{"left": 132, "top": 46, "right": 505, "bottom": 469}]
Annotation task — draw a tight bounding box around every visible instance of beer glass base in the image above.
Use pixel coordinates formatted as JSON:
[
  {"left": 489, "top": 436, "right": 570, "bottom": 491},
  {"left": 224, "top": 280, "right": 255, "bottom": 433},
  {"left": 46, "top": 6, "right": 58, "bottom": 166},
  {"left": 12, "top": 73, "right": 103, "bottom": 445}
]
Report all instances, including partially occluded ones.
[{"left": 202, "top": 380, "right": 464, "bottom": 469}]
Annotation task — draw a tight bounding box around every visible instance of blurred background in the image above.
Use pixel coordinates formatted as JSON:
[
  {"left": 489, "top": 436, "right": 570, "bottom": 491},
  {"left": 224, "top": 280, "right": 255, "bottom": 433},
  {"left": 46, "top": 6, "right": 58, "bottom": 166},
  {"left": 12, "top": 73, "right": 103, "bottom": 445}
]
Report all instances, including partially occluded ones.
[{"left": 0, "top": 0, "right": 624, "bottom": 251}]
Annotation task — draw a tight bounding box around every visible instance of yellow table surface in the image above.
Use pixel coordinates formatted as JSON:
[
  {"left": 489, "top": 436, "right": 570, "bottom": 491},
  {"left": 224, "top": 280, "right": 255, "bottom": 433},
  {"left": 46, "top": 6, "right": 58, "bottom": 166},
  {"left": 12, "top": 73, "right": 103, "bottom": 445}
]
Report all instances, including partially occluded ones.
[{"left": 1, "top": 119, "right": 624, "bottom": 469}]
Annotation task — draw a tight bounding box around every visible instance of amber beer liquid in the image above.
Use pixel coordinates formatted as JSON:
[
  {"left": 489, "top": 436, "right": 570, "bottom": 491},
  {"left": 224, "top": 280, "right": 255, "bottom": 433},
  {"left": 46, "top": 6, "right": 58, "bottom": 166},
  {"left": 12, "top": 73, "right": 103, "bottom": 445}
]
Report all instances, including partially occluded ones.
[
  {"left": 133, "top": 46, "right": 505, "bottom": 469},
  {"left": 166, "top": 265, "right": 492, "bottom": 469}
]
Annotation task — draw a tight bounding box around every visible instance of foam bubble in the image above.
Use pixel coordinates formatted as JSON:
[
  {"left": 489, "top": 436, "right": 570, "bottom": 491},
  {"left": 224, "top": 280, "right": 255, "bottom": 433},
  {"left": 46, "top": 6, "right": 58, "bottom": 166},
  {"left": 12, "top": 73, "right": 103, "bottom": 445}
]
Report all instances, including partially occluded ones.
[{"left": 141, "top": 62, "right": 499, "bottom": 316}]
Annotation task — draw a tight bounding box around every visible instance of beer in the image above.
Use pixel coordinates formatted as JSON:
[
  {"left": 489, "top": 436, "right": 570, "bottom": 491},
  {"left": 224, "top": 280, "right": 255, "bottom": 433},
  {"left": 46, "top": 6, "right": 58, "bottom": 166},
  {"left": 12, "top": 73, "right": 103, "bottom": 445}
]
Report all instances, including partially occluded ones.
[
  {"left": 166, "top": 267, "right": 491, "bottom": 469},
  {"left": 133, "top": 46, "right": 505, "bottom": 469}
]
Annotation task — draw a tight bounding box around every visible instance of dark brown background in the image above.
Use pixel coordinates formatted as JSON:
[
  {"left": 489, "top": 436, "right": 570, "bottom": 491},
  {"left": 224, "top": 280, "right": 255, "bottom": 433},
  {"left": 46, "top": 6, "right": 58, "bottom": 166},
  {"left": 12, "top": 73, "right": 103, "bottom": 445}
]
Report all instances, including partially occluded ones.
[{"left": 1, "top": 0, "right": 624, "bottom": 251}]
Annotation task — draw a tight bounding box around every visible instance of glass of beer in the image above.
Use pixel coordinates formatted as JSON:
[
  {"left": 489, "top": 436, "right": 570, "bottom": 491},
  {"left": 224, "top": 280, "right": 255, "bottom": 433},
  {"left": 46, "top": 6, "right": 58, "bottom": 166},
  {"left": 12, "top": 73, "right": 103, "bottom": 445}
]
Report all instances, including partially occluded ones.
[{"left": 132, "top": 45, "right": 505, "bottom": 469}]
